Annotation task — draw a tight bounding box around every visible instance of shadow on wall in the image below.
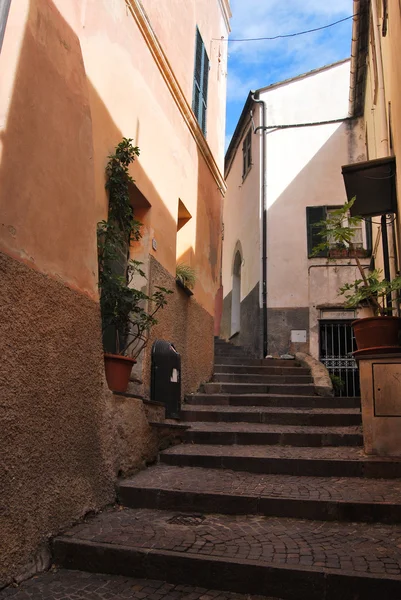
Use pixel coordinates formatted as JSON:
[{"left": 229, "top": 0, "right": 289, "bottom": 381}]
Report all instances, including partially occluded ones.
[
  {"left": 0, "top": 0, "right": 185, "bottom": 586},
  {"left": 0, "top": 0, "right": 116, "bottom": 587}
]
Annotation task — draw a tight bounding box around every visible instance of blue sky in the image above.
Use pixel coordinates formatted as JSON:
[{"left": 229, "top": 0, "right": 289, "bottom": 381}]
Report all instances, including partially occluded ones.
[{"left": 225, "top": 0, "right": 354, "bottom": 150}]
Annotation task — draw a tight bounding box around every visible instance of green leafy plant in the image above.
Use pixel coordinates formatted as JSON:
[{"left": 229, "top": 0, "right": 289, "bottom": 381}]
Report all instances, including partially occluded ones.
[
  {"left": 98, "top": 138, "right": 172, "bottom": 358},
  {"left": 329, "top": 373, "right": 345, "bottom": 396},
  {"left": 176, "top": 263, "right": 196, "bottom": 290},
  {"left": 312, "top": 197, "right": 401, "bottom": 316}
]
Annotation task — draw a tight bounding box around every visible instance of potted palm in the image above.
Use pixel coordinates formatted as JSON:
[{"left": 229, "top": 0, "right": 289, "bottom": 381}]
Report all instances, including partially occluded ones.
[
  {"left": 98, "top": 138, "right": 172, "bottom": 392},
  {"left": 312, "top": 198, "right": 401, "bottom": 351}
]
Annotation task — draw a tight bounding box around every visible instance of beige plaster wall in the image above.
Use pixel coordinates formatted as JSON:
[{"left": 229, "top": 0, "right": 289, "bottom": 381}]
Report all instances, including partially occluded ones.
[
  {"left": 222, "top": 111, "right": 261, "bottom": 302},
  {"left": 223, "top": 61, "right": 369, "bottom": 357}
]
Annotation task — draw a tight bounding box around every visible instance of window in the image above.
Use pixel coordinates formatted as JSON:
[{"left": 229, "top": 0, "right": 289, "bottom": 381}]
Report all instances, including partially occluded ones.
[
  {"left": 192, "top": 27, "right": 209, "bottom": 136},
  {"left": 242, "top": 128, "right": 252, "bottom": 179},
  {"left": 306, "top": 206, "right": 372, "bottom": 258}
]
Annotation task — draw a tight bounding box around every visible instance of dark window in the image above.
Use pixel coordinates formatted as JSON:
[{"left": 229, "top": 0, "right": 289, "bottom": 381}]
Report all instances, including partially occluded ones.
[
  {"left": 192, "top": 27, "right": 209, "bottom": 136},
  {"left": 306, "top": 206, "right": 372, "bottom": 258},
  {"left": 242, "top": 128, "right": 252, "bottom": 179}
]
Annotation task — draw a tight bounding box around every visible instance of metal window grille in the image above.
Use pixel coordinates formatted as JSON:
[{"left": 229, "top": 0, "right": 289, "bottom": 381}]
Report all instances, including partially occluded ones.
[{"left": 319, "top": 320, "right": 360, "bottom": 397}]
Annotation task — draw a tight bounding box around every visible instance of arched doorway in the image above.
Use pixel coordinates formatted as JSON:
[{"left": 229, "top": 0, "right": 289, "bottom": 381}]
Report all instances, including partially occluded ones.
[{"left": 231, "top": 250, "right": 242, "bottom": 336}]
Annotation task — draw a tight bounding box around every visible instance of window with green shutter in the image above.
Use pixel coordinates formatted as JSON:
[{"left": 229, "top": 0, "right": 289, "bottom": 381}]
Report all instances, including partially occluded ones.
[
  {"left": 192, "top": 27, "right": 209, "bottom": 136},
  {"left": 306, "top": 206, "right": 372, "bottom": 258}
]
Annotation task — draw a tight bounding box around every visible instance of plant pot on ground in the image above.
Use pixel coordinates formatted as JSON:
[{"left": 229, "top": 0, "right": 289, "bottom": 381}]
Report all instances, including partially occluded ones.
[
  {"left": 312, "top": 198, "right": 401, "bottom": 351},
  {"left": 98, "top": 138, "right": 172, "bottom": 392}
]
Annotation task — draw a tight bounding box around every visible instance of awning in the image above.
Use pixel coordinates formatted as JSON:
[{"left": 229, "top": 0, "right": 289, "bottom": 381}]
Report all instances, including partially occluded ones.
[{"left": 341, "top": 156, "right": 397, "bottom": 217}]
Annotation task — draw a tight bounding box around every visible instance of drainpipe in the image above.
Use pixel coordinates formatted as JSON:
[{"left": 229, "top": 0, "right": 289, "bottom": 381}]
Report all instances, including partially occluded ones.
[
  {"left": 349, "top": 0, "right": 361, "bottom": 116},
  {"left": 251, "top": 92, "right": 268, "bottom": 357},
  {"left": 371, "top": 0, "right": 398, "bottom": 298}
]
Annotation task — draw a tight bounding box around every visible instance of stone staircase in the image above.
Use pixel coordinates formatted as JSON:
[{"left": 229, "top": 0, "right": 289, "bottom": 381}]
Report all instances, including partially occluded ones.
[{"left": 6, "top": 339, "right": 401, "bottom": 600}]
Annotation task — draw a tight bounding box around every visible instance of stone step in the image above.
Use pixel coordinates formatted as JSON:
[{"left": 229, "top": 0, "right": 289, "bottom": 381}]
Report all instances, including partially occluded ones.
[
  {"left": 214, "top": 365, "right": 310, "bottom": 375},
  {"left": 181, "top": 406, "right": 362, "bottom": 427},
  {"left": 202, "top": 382, "right": 316, "bottom": 395},
  {"left": 183, "top": 422, "right": 362, "bottom": 447},
  {"left": 53, "top": 507, "right": 401, "bottom": 600},
  {"left": 213, "top": 373, "right": 313, "bottom": 384},
  {"left": 185, "top": 394, "right": 360, "bottom": 409},
  {"left": 0, "top": 569, "right": 283, "bottom": 600},
  {"left": 159, "top": 444, "right": 401, "bottom": 478},
  {"left": 118, "top": 464, "right": 401, "bottom": 523},
  {"left": 215, "top": 357, "right": 299, "bottom": 366}
]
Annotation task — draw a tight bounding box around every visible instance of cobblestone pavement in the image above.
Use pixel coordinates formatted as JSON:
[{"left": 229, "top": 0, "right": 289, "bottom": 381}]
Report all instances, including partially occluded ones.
[
  {"left": 161, "top": 444, "right": 395, "bottom": 461},
  {"left": 0, "top": 570, "right": 282, "bottom": 600},
  {"left": 123, "top": 465, "right": 401, "bottom": 503},
  {"left": 60, "top": 507, "right": 401, "bottom": 576}
]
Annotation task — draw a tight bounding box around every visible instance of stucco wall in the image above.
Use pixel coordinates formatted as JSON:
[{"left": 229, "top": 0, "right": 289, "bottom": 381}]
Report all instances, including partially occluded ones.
[
  {"left": 222, "top": 61, "right": 368, "bottom": 358},
  {"left": 0, "top": 0, "right": 227, "bottom": 585},
  {"left": 0, "top": 252, "right": 115, "bottom": 588}
]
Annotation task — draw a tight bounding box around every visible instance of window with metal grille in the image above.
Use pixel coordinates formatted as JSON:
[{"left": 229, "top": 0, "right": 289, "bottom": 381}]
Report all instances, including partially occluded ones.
[
  {"left": 192, "top": 27, "right": 209, "bottom": 136},
  {"left": 306, "top": 205, "right": 372, "bottom": 258},
  {"left": 242, "top": 128, "right": 252, "bottom": 179}
]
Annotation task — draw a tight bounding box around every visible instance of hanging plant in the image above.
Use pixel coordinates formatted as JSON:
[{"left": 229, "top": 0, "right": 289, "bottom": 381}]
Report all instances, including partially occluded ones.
[{"left": 97, "top": 138, "right": 172, "bottom": 390}]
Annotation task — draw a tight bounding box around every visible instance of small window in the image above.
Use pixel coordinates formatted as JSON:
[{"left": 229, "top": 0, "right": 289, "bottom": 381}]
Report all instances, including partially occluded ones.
[
  {"left": 242, "top": 128, "right": 252, "bottom": 179},
  {"left": 306, "top": 206, "right": 372, "bottom": 258},
  {"left": 192, "top": 27, "right": 209, "bottom": 136}
]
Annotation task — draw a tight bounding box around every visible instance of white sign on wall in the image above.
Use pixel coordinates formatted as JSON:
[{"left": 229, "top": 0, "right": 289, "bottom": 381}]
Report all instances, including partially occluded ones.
[{"left": 291, "top": 330, "right": 307, "bottom": 343}]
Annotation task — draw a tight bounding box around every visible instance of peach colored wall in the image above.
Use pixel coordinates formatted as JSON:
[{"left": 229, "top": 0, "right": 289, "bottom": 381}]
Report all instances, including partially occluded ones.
[
  {"left": 141, "top": 0, "right": 229, "bottom": 169},
  {"left": 0, "top": 0, "right": 229, "bottom": 316},
  {"left": 0, "top": 0, "right": 98, "bottom": 299}
]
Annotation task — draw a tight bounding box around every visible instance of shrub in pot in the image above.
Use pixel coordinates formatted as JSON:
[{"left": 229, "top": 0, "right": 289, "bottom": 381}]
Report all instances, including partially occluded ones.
[
  {"left": 312, "top": 198, "right": 401, "bottom": 350},
  {"left": 98, "top": 138, "right": 172, "bottom": 392}
]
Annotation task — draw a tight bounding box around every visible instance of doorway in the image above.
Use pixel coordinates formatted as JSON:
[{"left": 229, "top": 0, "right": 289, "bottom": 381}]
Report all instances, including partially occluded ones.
[{"left": 231, "top": 250, "right": 242, "bottom": 336}]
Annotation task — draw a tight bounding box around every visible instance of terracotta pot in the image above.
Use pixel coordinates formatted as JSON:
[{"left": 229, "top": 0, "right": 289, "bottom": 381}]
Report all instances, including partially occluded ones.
[
  {"left": 352, "top": 316, "right": 401, "bottom": 350},
  {"left": 104, "top": 353, "right": 136, "bottom": 392}
]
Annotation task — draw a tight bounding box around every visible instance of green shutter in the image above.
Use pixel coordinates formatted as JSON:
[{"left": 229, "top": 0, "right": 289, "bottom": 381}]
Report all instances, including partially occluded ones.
[
  {"left": 306, "top": 206, "right": 328, "bottom": 257},
  {"left": 192, "top": 27, "right": 208, "bottom": 135}
]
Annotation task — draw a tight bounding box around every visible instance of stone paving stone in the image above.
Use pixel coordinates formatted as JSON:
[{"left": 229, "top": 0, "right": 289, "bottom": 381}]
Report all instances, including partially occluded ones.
[
  {"left": 121, "top": 465, "right": 401, "bottom": 504},
  {"left": 57, "top": 507, "right": 401, "bottom": 577},
  {"left": 0, "top": 570, "right": 282, "bottom": 600},
  {"left": 161, "top": 444, "right": 390, "bottom": 461}
]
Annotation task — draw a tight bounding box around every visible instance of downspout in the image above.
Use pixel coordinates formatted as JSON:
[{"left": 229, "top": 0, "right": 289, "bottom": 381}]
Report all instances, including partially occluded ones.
[
  {"left": 371, "top": 0, "right": 398, "bottom": 292},
  {"left": 251, "top": 92, "right": 268, "bottom": 357},
  {"left": 348, "top": 0, "right": 362, "bottom": 117}
]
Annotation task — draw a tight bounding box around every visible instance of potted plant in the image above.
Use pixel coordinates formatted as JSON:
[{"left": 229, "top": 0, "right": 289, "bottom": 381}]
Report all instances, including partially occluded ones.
[
  {"left": 98, "top": 138, "right": 172, "bottom": 392},
  {"left": 176, "top": 263, "right": 196, "bottom": 295},
  {"left": 312, "top": 198, "right": 401, "bottom": 350}
]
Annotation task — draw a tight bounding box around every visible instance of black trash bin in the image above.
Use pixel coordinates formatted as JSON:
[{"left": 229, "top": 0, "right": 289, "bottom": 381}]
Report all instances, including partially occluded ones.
[{"left": 151, "top": 339, "right": 181, "bottom": 418}]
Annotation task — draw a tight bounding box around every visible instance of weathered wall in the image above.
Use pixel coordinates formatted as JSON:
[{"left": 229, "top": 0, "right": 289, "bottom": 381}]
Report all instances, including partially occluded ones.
[
  {"left": 0, "top": 252, "right": 115, "bottom": 588},
  {"left": 142, "top": 256, "right": 214, "bottom": 400},
  {"left": 267, "top": 308, "right": 309, "bottom": 357},
  {"left": 221, "top": 283, "right": 262, "bottom": 356},
  {"left": 363, "top": 0, "right": 401, "bottom": 273}
]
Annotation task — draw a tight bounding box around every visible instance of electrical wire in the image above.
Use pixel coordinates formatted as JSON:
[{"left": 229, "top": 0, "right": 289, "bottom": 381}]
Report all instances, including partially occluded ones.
[{"left": 215, "top": 13, "right": 358, "bottom": 43}]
